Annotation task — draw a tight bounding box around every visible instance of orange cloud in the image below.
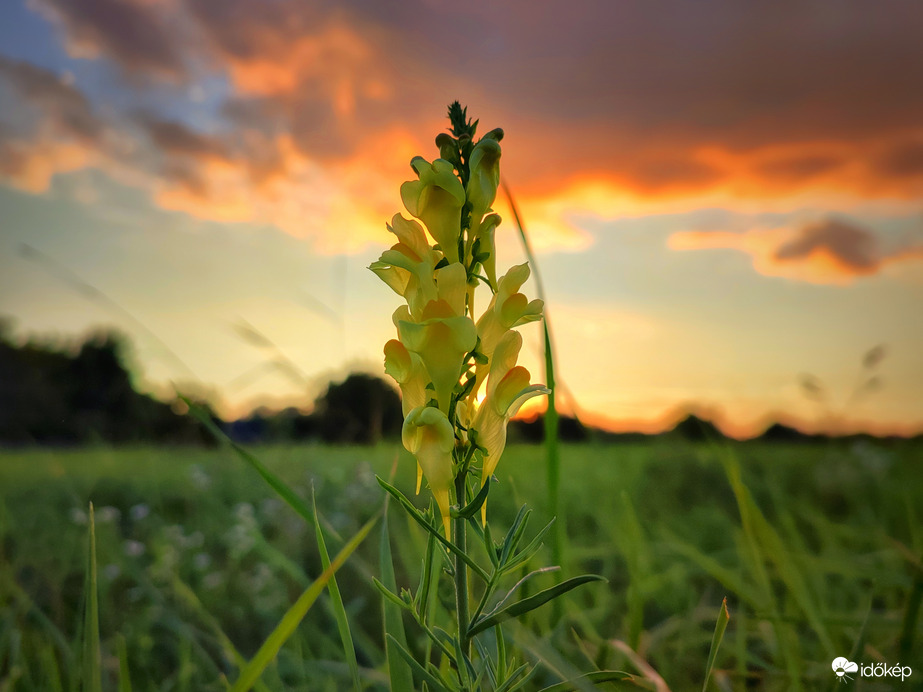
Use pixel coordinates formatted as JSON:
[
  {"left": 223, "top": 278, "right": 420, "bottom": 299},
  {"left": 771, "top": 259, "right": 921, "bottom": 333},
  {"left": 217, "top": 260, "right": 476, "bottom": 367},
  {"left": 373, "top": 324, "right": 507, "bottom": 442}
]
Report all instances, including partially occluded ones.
[
  {"left": 152, "top": 128, "right": 424, "bottom": 252},
  {"left": 669, "top": 219, "right": 923, "bottom": 284}
]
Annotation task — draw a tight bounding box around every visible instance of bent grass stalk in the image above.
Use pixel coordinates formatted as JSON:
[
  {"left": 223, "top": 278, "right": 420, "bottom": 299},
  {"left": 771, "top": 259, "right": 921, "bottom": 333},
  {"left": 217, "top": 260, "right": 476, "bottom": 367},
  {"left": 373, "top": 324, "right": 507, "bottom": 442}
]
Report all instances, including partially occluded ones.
[{"left": 502, "top": 182, "right": 563, "bottom": 572}]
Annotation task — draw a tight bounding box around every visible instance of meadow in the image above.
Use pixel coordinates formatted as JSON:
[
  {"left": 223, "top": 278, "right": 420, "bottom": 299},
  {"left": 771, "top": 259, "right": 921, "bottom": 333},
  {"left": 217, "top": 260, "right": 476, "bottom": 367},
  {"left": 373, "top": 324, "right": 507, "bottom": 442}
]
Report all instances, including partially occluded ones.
[{"left": 1, "top": 437, "right": 920, "bottom": 691}]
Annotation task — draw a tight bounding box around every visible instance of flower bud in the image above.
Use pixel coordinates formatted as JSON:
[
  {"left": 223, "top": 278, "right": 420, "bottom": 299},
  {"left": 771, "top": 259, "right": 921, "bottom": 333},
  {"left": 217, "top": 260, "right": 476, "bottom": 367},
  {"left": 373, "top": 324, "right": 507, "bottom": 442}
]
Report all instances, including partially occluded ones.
[
  {"left": 401, "top": 157, "right": 465, "bottom": 263},
  {"left": 467, "top": 138, "right": 502, "bottom": 224}
]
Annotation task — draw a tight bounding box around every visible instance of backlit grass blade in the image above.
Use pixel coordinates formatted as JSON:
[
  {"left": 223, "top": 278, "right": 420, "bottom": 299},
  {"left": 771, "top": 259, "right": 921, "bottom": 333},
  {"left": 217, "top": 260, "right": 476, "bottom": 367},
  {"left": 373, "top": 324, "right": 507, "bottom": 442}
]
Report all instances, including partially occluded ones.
[
  {"left": 82, "top": 502, "right": 102, "bottom": 692},
  {"left": 312, "top": 487, "right": 361, "bottom": 691},
  {"left": 503, "top": 182, "right": 563, "bottom": 568},
  {"left": 229, "top": 512, "right": 378, "bottom": 692},
  {"left": 702, "top": 597, "right": 730, "bottom": 692}
]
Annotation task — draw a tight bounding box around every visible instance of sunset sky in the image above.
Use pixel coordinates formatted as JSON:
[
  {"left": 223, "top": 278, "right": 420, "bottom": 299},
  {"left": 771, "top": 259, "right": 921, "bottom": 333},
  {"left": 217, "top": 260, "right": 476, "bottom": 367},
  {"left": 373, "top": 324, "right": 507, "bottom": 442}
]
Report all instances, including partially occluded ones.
[{"left": 1, "top": 1, "right": 922, "bottom": 437}]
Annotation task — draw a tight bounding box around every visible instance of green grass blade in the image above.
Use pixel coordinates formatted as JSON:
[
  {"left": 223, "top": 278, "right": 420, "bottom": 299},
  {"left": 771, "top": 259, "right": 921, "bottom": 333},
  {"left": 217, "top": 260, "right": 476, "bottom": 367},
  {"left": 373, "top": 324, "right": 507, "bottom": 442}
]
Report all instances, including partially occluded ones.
[
  {"left": 469, "top": 575, "right": 606, "bottom": 637},
  {"left": 312, "top": 488, "right": 361, "bottom": 691},
  {"left": 719, "top": 448, "right": 834, "bottom": 656},
  {"left": 229, "top": 512, "right": 378, "bottom": 692},
  {"left": 503, "top": 183, "right": 563, "bottom": 568},
  {"left": 117, "top": 634, "right": 132, "bottom": 692},
  {"left": 379, "top": 480, "right": 415, "bottom": 692},
  {"left": 82, "top": 502, "right": 102, "bottom": 692},
  {"left": 702, "top": 597, "right": 730, "bottom": 692}
]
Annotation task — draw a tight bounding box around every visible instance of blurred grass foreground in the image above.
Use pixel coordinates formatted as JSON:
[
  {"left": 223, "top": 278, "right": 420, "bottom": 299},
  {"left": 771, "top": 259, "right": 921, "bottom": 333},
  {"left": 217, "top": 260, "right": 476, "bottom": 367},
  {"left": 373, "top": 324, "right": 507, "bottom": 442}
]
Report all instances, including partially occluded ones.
[{"left": 1, "top": 436, "right": 921, "bottom": 690}]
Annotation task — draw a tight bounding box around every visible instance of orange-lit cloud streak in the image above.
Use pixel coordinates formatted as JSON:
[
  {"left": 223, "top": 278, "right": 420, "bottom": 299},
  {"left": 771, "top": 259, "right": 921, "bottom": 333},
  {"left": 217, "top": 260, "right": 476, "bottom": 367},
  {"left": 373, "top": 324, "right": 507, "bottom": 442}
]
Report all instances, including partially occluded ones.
[
  {"left": 669, "top": 219, "right": 923, "bottom": 284},
  {"left": 4, "top": 0, "right": 923, "bottom": 261}
]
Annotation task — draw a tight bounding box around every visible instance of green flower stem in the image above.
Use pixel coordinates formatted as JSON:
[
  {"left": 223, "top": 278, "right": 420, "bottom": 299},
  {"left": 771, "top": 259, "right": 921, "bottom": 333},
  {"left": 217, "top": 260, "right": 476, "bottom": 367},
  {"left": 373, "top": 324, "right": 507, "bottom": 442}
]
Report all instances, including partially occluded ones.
[{"left": 454, "top": 468, "right": 470, "bottom": 657}]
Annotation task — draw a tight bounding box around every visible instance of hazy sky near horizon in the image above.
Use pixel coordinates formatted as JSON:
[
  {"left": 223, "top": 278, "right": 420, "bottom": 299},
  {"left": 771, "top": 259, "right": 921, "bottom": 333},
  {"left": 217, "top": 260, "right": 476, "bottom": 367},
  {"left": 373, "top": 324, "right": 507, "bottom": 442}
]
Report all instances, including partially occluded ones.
[{"left": 1, "top": 0, "right": 922, "bottom": 436}]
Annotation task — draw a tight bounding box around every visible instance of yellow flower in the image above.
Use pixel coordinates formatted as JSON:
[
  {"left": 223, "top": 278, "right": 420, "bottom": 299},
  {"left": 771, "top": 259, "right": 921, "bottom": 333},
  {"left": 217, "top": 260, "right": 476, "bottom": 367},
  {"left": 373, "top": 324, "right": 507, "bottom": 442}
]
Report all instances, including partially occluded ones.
[
  {"left": 398, "top": 299, "right": 477, "bottom": 414},
  {"left": 383, "top": 339, "right": 429, "bottom": 417},
  {"left": 369, "top": 214, "right": 441, "bottom": 320},
  {"left": 401, "top": 157, "right": 466, "bottom": 264},
  {"left": 471, "top": 330, "right": 548, "bottom": 522},
  {"left": 384, "top": 338, "right": 430, "bottom": 494},
  {"left": 471, "top": 213, "right": 501, "bottom": 290},
  {"left": 402, "top": 406, "right": 456, "bottom": 537},
  {"left": 473, "top": 263, "right": 544, "bottom": 393}
]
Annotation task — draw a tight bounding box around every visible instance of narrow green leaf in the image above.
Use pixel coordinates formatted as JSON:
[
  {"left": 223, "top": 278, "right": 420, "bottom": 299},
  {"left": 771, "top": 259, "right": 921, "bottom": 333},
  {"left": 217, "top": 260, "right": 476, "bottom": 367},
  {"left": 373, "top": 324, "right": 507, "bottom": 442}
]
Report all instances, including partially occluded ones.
[
  {"left": 377, "top": 477, "right": 490, "bottom": 582},
  {"left": 702, "top": 597, "right": 730, "bottom": 692},
  {"left": 502, "top": 518, "right": 555, "bottom": 575},
  {"left": 469, "top": 575, "right": 605, "bottom": 637},
  {"left": 416, "top": 530, "right": 437, "bottom": 623},
  {"left": 312, "top": 488, "right": 361, "bottom": 691},
  {"left": 452, "top": 477, "right": 492, "bottom": 519},
  {"left": 536, "top": 670, "right": 637, "bottom": 692},
  {"left": 229, "top": 512, "right": 378, "bottom": 692},
  {"left": 495, "top": 663, "right": 536, "bottom": 692},
  {"left": 485, "top": 566, "right": 560, "bottom": 622},
  {"left": 385, "top": 634, "right": 451, "bottom": 692},
  {"left": 499, "top": 505, "right": 531, "bottom": 567},
  {"left": 380, "top": 485, "right": 415, "bottom": 692},
  {"left": 473, "top": 637, "right": 498, "bottom": 688},
  {"left": 82, "top": 502, "right": 102, "bottom": 692}
]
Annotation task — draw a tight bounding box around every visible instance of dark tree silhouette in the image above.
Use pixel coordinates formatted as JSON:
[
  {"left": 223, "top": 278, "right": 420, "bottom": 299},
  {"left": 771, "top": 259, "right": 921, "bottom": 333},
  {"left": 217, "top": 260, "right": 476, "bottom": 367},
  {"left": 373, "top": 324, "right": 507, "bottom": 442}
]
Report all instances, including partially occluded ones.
[
  {"left": 0, "top": 325, "right": 208, "bottom": 445},
  {"left": 312, "top": 373, "right": 403, "bottom": 444}
]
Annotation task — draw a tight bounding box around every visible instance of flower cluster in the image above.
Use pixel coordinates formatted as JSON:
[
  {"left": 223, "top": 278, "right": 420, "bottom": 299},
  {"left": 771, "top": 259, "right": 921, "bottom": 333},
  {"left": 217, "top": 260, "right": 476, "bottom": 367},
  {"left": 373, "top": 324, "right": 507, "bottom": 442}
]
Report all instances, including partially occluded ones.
[{"left": 370, "top": 104, "right": 547, "bottom": 537}]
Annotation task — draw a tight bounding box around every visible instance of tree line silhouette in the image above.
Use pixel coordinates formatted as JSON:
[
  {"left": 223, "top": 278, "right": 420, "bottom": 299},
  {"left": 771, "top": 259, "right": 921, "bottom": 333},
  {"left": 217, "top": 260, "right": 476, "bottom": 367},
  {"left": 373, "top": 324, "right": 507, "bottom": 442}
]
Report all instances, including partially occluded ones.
[{"left": 2, "top": 322, "right": 905, "bottom": 447}]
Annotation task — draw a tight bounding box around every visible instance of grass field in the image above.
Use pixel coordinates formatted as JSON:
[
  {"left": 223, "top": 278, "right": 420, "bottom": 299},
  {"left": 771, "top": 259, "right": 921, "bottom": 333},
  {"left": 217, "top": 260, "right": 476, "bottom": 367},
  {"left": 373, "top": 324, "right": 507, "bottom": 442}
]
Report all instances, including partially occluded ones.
[{"left": 1, "top": 437, "right": 920, "bottom": 690}]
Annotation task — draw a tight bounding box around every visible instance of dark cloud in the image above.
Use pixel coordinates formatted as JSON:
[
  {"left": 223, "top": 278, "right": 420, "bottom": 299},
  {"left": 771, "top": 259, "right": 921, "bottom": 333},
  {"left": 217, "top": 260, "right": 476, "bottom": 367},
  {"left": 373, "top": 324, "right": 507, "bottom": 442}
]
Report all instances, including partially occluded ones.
[
  {"left": 756, "top": 155, "right": 845, "bottom": 184},
  {"left": 30, "top": 0, "right": 186, "bottom": 79},
  {"left": 24, "top": 0, "right": 923, "bottom": 178},
  {"left": 774, "top": 219, "right": 880, "bottom": 272},
  {"left": 671, "top": 216, "right": 923, "bottom": 283},
  {"left": 0, "top": 56, "right": 103, "bottom": 143},
  {"left": 141, "top": 117, "right": 229, "bottom": 160},
  {"left": 875, "top": 140, "right": 923, "bottom": 178},
  {"left": 9, "top": 0, "right": 923, "bottom": 230}
]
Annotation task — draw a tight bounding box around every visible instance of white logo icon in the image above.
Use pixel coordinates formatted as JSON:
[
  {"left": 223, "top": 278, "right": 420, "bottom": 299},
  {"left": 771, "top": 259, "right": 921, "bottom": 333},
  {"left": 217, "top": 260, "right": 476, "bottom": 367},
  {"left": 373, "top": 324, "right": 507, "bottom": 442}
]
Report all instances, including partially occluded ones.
[{"left": 832, "top": 657, "right": 858, "bottom": 683}]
